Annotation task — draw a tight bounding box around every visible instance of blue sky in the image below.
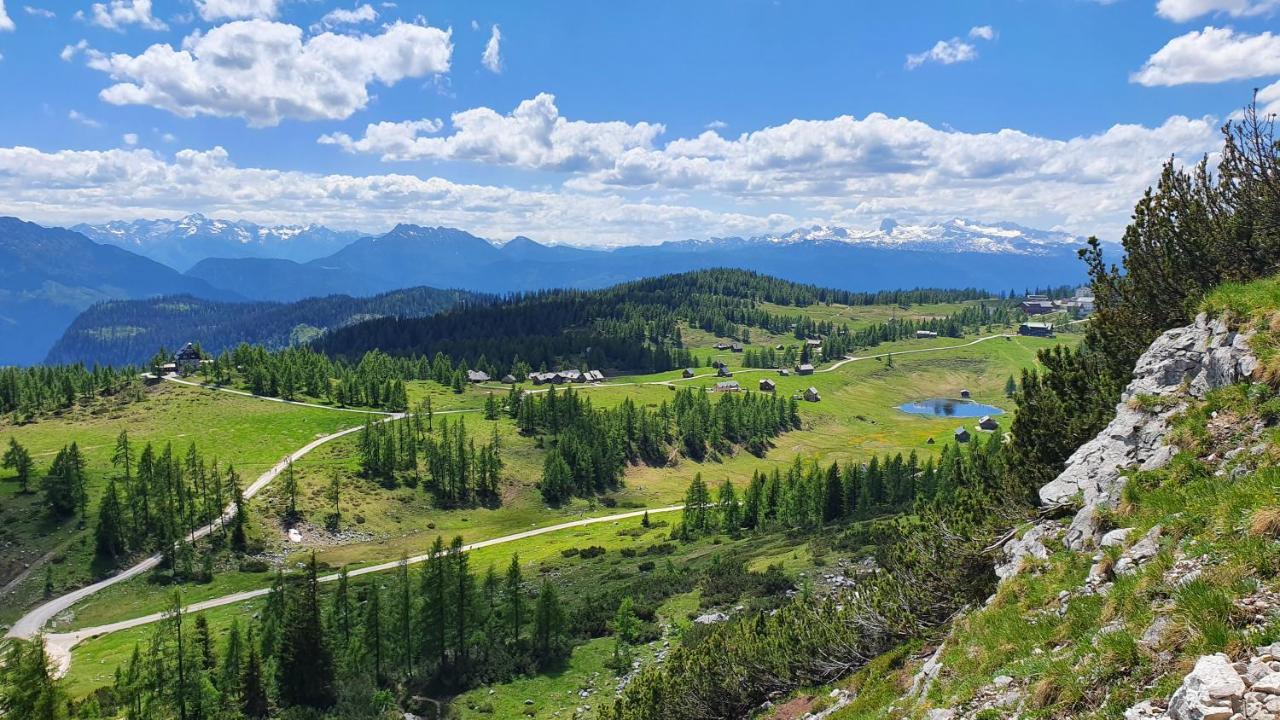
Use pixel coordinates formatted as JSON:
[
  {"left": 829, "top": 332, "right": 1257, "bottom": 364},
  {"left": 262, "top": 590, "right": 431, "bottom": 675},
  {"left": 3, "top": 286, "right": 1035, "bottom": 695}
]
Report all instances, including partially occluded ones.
[{"left": 0, "top": 0, "right": 1277, "bottom": 246}]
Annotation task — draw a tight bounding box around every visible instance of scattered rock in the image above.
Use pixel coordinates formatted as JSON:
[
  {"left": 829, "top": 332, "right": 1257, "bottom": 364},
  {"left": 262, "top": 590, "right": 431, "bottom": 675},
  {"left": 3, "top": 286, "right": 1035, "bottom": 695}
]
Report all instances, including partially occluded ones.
[
  {"left": 1140, "top": 614, "right": 1173, "bottom": 649},
  {"left": 996, "top": 521, "right": 1062, "bottom": 579},
  {"left": 1115, "top": 525, "right": 1163, "bottom": 576}
]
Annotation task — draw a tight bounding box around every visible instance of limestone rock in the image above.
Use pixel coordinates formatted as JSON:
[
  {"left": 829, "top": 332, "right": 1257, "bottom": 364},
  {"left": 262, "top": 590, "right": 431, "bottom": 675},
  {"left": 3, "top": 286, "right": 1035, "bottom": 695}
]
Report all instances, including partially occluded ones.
[
  {"left": 1101, "top": 527, "right": 1135, "bottom": 547},
  {"left": 1167, "top": 654, "right": 1245, "bottom": 720},
  {"left": 1037, "top": 313, "right": 1255, "bottom": 551},
  {"left": 1115, "top": 526, "right": 1163, "bottom": 577},
  {"left": 996, "top": 521, "right": 1060, "bottom": 580}
]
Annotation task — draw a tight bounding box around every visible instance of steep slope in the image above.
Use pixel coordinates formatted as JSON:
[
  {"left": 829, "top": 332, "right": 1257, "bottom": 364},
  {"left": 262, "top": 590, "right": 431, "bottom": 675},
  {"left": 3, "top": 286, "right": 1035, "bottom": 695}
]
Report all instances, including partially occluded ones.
[
  {"left": 819, "top": 287, "right": 1275, "bottom": 719},
  {"left": 0, "top": 218, "right": 238, "bottom": 366},
  {"left": 184, "top": 220, "right": 1098, "bottom": 302},
  {"left": 73, "top": 214, "right": 363, "bottom": 271},
  {"left": 45, "top": 286, "right": 481, "bottom": 366}
]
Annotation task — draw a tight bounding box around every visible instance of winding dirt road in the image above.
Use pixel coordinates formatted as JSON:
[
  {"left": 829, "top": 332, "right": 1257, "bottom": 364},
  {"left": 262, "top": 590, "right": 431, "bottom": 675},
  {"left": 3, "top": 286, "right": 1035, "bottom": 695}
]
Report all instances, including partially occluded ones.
[
  {"left": 39, "top": 504, "right": 685, "bottom": 675},
  {"left": 5, "top": 377, "right": 478, "bottom": 672},
  {"left": 12, "top": 332, "right": 1050, "bottom": 674}
]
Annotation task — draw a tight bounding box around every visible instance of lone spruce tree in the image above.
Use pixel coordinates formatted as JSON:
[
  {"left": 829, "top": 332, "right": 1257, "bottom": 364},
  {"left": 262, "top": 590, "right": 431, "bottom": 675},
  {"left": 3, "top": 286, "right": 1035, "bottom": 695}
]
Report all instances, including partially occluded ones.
[{"left": 275, "top": 553, "right": 336, "bottom": 709}]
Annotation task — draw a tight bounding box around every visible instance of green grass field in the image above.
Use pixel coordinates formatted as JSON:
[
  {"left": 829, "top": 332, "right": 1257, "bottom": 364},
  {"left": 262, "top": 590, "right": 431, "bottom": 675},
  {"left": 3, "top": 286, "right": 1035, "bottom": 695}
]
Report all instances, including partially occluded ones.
[
  {"left": 47, "top": 326, "right": 1077, "bottom": 635},
  {"left": 32, "top": 298, "right": 1088, "bottom": 719},
  {"left": 0, "top": 381, "right": 366, "bottom": 625}
]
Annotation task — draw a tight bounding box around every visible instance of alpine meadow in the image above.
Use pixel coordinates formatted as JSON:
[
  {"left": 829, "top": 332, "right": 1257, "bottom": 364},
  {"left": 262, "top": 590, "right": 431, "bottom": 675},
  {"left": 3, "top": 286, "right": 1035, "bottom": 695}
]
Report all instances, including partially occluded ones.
[{"left": 3, "top": 3, "right": 1280, "bottom": 720}]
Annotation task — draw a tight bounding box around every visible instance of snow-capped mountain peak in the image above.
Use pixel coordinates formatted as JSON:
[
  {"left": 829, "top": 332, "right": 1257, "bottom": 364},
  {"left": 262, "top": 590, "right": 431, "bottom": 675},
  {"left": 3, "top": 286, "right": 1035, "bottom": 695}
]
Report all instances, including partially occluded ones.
[
  {"left": 756, "top": 218, "right": 1089, "bottom": 255},
  {"left": 73, "top": 215, "right": 365, "bottom": 271}
]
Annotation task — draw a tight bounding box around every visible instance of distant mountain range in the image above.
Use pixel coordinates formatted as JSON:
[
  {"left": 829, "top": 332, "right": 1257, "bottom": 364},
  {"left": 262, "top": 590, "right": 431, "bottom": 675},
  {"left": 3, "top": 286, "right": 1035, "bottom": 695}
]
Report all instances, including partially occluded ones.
[
  {"left": 46, "top": 287, "right": 484, "bottom": 367},
  {"left": 184, "top": 218, "right": 1105, "bottom": 302},
  {"left": 0, "top": 217, "right": 239, "bottom": 366},
  {"left": 755, "top": 218, "right": 1087, "bottom": 255},
  {"left": 0, "top": 214, "right": 1111, "bottom": 366},
  {"left": 73, "top": 214, "right": 364, "bottom": 271}
]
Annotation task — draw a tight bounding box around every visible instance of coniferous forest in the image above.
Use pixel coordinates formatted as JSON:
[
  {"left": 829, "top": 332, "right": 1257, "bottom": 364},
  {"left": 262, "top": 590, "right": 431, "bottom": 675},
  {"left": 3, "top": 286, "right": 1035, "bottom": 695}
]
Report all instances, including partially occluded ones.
[{"left": 602, "top": 100, "right": 1280, "bottom": 719}]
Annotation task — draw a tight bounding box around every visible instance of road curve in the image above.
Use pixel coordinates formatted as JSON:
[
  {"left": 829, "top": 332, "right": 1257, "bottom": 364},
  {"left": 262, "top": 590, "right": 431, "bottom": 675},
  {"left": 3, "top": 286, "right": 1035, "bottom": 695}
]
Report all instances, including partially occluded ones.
[
  {"left": 7, "top": 420, "right": 394, "bottom": 642},
  {"left": 19, "top": 333, "right": 1041, "bottom": 672},
  {"left": 40, "top": 504, "right": 685, "bottom": 676},
  {"left": 7, "top": 377, "right": 485, "bottom": 658}
]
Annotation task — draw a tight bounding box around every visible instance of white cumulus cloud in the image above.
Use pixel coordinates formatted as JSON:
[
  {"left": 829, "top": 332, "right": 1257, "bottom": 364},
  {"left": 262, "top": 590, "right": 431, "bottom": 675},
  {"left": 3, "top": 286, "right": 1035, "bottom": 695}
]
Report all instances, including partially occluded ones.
[
  {"left": 194, "top": 0, "right": 282, "bottom": 21},
  {"left": 1155, "top": 0, "right": 1280, "bottom": 21},
  {"left": 905, "top": 27, "right": 994, "bottom": 70},
  {"left": 24, "top": 5, "right": 54, "bottom": 19},
  {"left": 79, "top": 20, "right": 453, "bottom": 127},
  {"left": 1131, "top": 26, "right": 1280, "bottom": 85},
  {"left": 314, "top": 3, "right": 377, "bottom": 30},
  {"left": 122, "top": 132, "right": 138, "bottom": 145},
  {"left": 0, "top": 0, "right": 14, "bottom": 31},
  {"left": 87, "top": 0, "right": 166, "bottom": 30},
  {"left": 482, "top": 24, "right": 502, "bottom": 73},
  {"left": 906, "top": 38, "right": 977, "bottom": 69},
  {"left": 0, "top": 144, "right": 791, "bottom": 247},
  {"left": 320, "top": 98, "right": 1219, "bottom": 239},
  {"left": 571, "top": 112, "right": 1219, "bottom": 238},
  {"left": 319, "top": 93, "right": 665, "bottom": 171}
]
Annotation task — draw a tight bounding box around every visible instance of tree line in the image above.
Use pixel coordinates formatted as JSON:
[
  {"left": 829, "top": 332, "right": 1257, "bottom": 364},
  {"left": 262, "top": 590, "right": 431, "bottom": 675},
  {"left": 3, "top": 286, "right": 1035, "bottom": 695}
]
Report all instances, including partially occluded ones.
[
  {"left": 677, "top": 434, "right": 1005, "bottom": 540},
  {"left": 1, "top": 364, "right": 143, "bottom": 423},
  {"left": 1, "top": 542, "right": 573, "bottom": 720},
  {"left": 511, "top": 385, "right": 799, "bottom": 504}
]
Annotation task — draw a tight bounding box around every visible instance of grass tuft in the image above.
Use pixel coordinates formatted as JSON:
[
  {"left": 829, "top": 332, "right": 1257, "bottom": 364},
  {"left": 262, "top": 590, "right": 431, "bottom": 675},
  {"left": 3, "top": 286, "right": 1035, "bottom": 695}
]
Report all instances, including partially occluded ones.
[{"left": 1250, "top": 507, "right": 1280, "bottom": 539}]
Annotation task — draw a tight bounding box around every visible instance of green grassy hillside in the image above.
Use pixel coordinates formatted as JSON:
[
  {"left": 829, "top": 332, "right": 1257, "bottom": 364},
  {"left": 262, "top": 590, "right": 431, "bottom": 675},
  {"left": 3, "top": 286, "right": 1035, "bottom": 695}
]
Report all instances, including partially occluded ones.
[{"left": 0, "top": 382, "right": 365, "bottom": 624}]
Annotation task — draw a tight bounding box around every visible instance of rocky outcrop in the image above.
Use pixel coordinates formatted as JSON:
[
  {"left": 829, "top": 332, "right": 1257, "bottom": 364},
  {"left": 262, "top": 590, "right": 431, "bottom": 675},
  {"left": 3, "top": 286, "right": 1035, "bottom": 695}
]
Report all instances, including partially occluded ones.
[
  {"left": 927, "top": 313, "right": 1261, "bottom": 720},
  {"left": 995, "top": 520, "right": 1062, "bottom": 580},
  {"left": 1126, "top": 646, "right": 1280, "bottom": 720},
  {"left": 1036, "top": 313, "right": 1256, "bottom": 551}
]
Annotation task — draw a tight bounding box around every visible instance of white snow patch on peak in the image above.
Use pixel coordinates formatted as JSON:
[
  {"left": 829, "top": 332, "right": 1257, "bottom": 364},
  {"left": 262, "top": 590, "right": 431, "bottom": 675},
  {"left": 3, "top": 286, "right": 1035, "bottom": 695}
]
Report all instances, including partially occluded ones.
[{"left": 747, "top": 217, "right": 1089, "bottom": 255}]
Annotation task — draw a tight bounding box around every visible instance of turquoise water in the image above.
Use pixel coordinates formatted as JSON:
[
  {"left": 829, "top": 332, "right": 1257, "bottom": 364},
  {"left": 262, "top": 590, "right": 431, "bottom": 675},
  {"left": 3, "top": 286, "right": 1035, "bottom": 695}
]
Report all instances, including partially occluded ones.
[{"left": 898, "top": 398, "right": 1004, "bottom": 418}]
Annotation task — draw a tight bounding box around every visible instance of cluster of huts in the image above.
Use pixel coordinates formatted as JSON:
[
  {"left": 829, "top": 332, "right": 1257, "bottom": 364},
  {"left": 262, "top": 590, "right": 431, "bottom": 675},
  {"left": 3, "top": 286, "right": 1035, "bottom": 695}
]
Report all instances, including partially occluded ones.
[
  {"left": 458, "top": 368, "right": 609, "bottom": 385},
  {"left": 524, "top": 369, "right": 606, "bottom": 385},
  {"left": 713, "top": 377, "right": 819, "bottom": 402},
  {"left": 1020, "top": 288, "right": 1095, "bottom": 316},
  {"left": 952, "top": 415, "right": 1000, "bottom": 443}
]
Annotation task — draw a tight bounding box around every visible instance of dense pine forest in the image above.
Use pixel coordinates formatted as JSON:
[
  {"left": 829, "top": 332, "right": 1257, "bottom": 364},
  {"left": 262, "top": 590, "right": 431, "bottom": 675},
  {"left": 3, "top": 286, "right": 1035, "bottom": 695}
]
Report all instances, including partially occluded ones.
[
  {"left": 513, "top": 385, "right": 800, "bottom": 504},
  {"left": 47, "top": 287, "right": 482, "bottom": 367},
  {"left": 3, "top": 430, "right": 251, "bottom": 579},
  {"left": 312, "top": 269, "right": 1003, "bottom": 375}
]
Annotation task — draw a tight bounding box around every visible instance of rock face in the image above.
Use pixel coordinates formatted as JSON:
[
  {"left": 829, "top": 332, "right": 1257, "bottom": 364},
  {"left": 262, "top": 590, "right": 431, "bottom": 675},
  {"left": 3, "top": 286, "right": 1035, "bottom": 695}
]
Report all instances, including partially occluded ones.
[
  {"left": 1128, "top": 645, "right": 1280, "bottom": 720},
  {"left": 1037, "top": 313, "right": 1257, "bottom": 550}
]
